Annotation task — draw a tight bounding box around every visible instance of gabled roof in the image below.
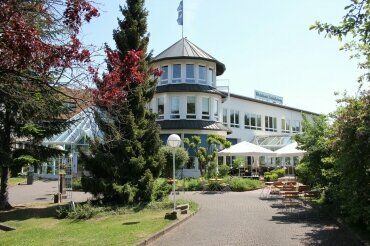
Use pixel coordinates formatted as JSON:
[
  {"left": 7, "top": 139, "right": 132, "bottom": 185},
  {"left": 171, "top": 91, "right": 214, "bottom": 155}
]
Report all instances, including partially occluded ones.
[{"left": 153, "top": 38, "right": 226, "bottom": 76}]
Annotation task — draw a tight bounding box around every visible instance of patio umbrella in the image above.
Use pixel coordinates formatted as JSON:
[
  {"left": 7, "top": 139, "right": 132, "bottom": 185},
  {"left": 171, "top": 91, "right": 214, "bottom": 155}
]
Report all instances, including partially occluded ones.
[
  {"left": 274, "top": 142, "right": 306, "bottom": 157},
  {"left": 218, "top": 141, "right": 275, "bottom": 157}
]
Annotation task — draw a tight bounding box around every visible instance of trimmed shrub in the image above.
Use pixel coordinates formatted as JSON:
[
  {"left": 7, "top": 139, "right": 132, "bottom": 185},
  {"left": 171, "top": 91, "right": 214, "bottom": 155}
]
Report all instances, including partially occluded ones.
[
  {"left": 206, "top": 162, "right": 218, "bottom": 178},
  {"left": 264, "top": 168, "right": 285, "bottom": 181},
  {"left": 228, "top": 177, "right": 261, "bottom": 191},
  {"left": 218, "top": 164, "right": 230, "bottom": 177},
  {"left": 184, "top": 178, "right": 202, "bottom": 191}
]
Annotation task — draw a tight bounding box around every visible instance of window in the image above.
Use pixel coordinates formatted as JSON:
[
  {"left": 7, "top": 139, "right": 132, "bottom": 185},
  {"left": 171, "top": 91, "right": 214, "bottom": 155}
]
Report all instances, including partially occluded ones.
[
  {"left": 213, "top": 99, "right": 219, "bottom": 121},
  {"left": 223, "top": 108, "right": 228, "bottom": 126},
  {"left": 186, "top": 64, "right": 195, "bottom": 83},
  {"left": 281, "top": 118, "right": 290, "bottom": 133},
  {"left": 208, "top": 68, "right": 214, "bottom": 85},
  {"left": 199, "top": 65, "right": 206, "bottom": 84},
  {"left": 265, "top": 116, "right": 277, "bottom": 132},
  {"left": 244, "top": 113, "right": 262, "bottom": 130},
  {"left": 187, "top": 96, "right": 196, "bottom": 119},
  {"left": 170, "top": 96, "right": 180, "bottom": 119},
  {"left": 172, "top": 64, "right": 181, "bottom": 83},
  {"left": 230, "top": 110, "right": 240, "bottom": 128},
  {"left": 157, "top": 97, "right": 164, "bottom": 119},
  {"left": 202, "top": 97, "right": 210, "bottom": 119},
  {"left": 292, "top": 120, "right": 301, "bottom": 133},
  {"left": 160, "top": 65, "right": 168, "bottom": 84}
]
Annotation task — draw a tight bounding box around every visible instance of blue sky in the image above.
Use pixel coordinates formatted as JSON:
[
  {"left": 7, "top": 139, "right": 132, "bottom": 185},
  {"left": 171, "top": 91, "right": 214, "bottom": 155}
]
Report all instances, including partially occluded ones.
[{"left": 81, "top": 0, "right": 361, "bottom": 114}]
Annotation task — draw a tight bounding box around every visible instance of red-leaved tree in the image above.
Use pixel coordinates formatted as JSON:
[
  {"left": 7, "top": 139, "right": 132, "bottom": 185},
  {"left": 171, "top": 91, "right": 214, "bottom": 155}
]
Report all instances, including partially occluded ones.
[
  {"left": 93, "top": 49, "right": 161, "bottom": 107},
  {"left": 0, "top": 0, "right": 98, "bottom": 209}
]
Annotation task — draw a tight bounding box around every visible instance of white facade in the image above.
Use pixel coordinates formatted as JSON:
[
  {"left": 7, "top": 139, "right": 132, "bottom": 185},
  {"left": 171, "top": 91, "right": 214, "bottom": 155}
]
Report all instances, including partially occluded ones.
[
  {"left": 150, "top": 38, "right": 316, "bottom": 177},
  {"left": 221, "top": 95, "right": 314, "bottom": 144}
]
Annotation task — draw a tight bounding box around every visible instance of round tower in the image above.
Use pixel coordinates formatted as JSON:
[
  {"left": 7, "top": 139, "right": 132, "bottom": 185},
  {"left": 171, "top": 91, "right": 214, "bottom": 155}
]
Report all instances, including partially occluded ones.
[{"left": 150, "top": 38, "right": 230, "bottom": 143}]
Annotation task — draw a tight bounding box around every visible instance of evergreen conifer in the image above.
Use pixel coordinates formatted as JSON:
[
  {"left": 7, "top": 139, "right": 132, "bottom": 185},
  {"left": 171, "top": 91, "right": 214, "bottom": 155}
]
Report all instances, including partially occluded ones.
[{"left": 81, "top": 0, "right": 163, "bottom": 204}]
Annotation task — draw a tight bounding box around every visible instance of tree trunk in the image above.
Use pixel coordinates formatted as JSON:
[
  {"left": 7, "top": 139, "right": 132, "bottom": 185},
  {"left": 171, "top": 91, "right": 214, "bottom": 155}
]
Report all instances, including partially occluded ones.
[{"left": 0, "top": 167, "right": 12, "bottom": 210}]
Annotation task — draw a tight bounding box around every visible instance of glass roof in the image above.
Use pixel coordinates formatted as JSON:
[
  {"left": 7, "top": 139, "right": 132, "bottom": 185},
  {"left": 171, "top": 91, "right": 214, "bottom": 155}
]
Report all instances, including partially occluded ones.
[
  {"left": 252, "top": 135, "right": 293, "bottom": 151},
  {"left": 43, "top": 107, "right": 102, "bottom": 145}
]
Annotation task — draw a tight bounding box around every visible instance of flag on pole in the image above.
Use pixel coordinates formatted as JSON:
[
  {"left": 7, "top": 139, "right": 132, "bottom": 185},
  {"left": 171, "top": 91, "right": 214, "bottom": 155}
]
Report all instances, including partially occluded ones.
[{"left": 177, "top": 0, "right": 183, "bottom": 25}]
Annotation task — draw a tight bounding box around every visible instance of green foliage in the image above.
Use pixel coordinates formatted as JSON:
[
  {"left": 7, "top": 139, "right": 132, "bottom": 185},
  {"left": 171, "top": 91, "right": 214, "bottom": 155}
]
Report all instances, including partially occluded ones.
[
  {"left": 263, "top": 168, "right": 285, "bottom": 181},
  {"left": 295, "top": 162, "right": 314, "bottom": 185},
  {"left": 72, "top": 178, "right": 83, "bottom": 191},
  {"left": 113, "top": 183, "right": 138, "bottom": 204},
  {"left": 158, "top": 146, "right": 189, "bottom": 178},
  {"left": 184, "top": 134, "right": 231, "bottom": 175},
  {"left": 232, "top": 158, "right": 245, "bottom": 169},
  {"left": 310, "top": 0, "right": 369, "bottom": 84},
  {"left": 152, "top": 178, "right": 171, "bottom": 201},
  {"left": 183, "top": 178, "right": 202, "bottom": 191},
  {"left": 263, "top": 172, "right": 278, "bottom": 182},
  {"left": 218, "top": 164, "right": 230, "bottom": 177},
  {"left": 228, "top": 177, "right": 261, "bottom": 192},
  {"left": 56, "top": 202, "right": 105, "bottom": 220},
  {"left": 295, "top": 115, "right": 332, "bottom": 187},
  {"left": 206, "top": 161, "right": 218, "bottom": 178},
  {"left": 81, "top": 0, "right": 162, "bottom": 205},
  {"left": 330, "top": 92, "right": 370, "bottom": 230}
]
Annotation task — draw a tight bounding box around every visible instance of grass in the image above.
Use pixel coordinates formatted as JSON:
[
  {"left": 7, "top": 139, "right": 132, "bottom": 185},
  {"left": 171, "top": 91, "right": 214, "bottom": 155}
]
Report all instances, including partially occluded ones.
[
  {"left": 0, "top": 199, "right": 198, "bottom": 246},
  {"left": 2, "top": 176, "right": 27, "bottom": 186}
]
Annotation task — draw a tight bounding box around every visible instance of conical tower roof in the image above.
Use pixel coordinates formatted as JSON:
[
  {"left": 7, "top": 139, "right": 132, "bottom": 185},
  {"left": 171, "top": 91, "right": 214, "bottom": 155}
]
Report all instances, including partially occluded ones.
[{"left": 153, "top": 38, "right": 226, "bottom": 76}]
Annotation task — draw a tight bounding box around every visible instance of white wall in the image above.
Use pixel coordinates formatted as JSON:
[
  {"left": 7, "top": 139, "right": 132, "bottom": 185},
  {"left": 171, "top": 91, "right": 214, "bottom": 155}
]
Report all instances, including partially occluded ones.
[{"left": 221, "top": 96, "right": 314, "bottom": 142}]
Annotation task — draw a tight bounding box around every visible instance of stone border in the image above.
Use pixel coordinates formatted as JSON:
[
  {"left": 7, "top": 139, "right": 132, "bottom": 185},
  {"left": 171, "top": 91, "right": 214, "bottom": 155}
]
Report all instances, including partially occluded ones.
[{"left": 136, "top": 208, "right": 200, "bottom": 246}]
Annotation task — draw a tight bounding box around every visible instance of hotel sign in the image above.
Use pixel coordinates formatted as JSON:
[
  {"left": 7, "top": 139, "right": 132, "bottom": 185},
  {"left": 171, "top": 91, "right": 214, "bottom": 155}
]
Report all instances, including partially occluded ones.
[{"left": 255, "top": 90, "right": 283, "bottom": 105}]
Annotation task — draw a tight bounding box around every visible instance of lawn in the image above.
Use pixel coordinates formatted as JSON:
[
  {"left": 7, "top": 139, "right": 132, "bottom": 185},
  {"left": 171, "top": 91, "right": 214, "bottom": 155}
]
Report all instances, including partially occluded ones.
[
  {"left": 0, "top": 199, "right": 197, "bottom": 245},
  {"left": 1, "top": 176, "right": 27, "bottom": 186}
]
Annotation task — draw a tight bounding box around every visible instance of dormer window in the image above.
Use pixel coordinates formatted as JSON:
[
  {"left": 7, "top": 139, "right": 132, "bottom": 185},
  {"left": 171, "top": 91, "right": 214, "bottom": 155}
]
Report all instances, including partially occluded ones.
[
  {"left": 172, "top": 64, "right": 181, "bottom": 83},
  {"left": 199, "top": 65, "right": 206, "bottom": 84},
  {"left": 160, "top": 65, "right": 168, "bottom": 84},
  {"left": 186, "top": 64, "right": 195, "bottom": 83}
]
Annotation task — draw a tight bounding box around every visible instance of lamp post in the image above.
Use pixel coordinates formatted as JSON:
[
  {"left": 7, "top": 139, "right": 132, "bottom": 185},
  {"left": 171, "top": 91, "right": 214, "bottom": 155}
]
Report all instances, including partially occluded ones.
[{"left": 167, "top": 134, "right": 181, "bottom": 212}]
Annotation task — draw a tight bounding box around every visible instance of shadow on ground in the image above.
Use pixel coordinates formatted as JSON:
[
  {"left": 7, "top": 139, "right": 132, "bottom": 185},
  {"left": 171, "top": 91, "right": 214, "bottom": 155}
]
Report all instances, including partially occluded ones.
[
  {"left": 270, "top": 208, "right": 363, "bottom": 246},
  {"left": 0, "top": 205, "right": 58, "bottom": 222}
]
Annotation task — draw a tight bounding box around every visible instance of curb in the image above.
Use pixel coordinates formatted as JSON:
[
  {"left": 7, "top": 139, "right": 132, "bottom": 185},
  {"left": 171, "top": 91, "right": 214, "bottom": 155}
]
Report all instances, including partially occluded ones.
[{"left": 136, "top": 208, "right": 200, "bottom": 246}]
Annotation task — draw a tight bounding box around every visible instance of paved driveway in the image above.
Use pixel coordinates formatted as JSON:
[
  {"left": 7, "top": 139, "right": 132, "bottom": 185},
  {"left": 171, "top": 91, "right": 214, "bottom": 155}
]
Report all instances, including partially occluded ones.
[
  {"left": 151, "top": 190, "right": 361, "bottom": 246},
  {"left": 9, "top": 180, "right": 92, "bottom": 205}
]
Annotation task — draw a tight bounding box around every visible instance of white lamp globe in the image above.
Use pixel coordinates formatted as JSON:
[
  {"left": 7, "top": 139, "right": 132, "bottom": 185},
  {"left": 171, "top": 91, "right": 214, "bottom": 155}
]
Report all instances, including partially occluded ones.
[{"left": 167, "top": 134, "right": 181, "bottom": 148}]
